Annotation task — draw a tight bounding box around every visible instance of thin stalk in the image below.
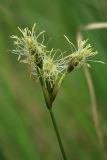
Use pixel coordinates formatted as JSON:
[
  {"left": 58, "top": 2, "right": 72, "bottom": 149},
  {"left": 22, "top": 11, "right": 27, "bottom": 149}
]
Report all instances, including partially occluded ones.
[
  {"left": 49, "top": 108, "right": 67, "bottom": 160},
  {"left": 76, "top": 23, "right": 107, "bottom": 159}
]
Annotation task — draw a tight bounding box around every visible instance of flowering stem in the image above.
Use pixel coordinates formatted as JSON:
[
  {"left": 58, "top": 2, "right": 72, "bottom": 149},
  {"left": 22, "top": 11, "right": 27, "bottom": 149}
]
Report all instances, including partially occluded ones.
[
  {"left": 39, "top": 71, "right": 67, "bottom": 159},
  {"left": 49, "top": 108, "right": 67, "bottom": 160}
]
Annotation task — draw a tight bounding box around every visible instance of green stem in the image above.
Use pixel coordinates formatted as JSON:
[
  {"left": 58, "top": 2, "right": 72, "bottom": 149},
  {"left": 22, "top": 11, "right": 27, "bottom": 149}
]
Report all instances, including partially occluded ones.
[
  {"left": 39, "top": 70, "right": 67, "bottom": 159},
  {"left": 49, "top": 108, "right": 67, "bottom": 160}
]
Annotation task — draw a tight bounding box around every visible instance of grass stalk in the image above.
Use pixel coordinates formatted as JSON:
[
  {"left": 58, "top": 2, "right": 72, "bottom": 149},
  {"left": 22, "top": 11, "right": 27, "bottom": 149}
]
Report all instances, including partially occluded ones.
[
  {"left": 48, "top": 108, "right": 67, "bottom": 160},
  {"left": 76, "top": 23, "right": 107, "bottom": 159}
]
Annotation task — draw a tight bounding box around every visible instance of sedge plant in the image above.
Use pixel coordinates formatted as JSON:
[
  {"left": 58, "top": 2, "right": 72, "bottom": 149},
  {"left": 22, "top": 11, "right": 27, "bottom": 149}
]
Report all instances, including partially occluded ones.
[{"left": 11, "top": 23, "right": 101, "bottom": 160}]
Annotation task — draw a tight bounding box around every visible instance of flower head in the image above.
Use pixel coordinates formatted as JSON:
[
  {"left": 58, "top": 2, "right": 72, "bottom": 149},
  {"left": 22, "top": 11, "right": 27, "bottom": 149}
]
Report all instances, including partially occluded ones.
[
  {"left": 11, "top": 24, "right": 100, "bottom": 106},
  {"left": 63, "top": 36, "right": 98, "bottom": 73},
  {"left": 11, "top": 24, "right": 46, "bottom": 71}
]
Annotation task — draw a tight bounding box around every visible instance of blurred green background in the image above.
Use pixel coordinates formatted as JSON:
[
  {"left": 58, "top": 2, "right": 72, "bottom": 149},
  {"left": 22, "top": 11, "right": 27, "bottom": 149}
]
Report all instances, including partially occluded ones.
[{"left": 0, "top": 0, "right": 107, "bottom": 159}]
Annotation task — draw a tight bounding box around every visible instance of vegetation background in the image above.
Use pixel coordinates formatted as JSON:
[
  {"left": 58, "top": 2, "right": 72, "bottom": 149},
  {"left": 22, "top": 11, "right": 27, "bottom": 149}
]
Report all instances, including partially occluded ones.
[{"left": 0, "top": 0, "right": 107, "bottom": 159}]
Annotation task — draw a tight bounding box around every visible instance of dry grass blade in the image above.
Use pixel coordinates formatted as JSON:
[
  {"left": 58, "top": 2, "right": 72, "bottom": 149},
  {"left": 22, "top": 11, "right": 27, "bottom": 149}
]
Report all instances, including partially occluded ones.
[
  {"left": 81, "top": 22, "right": 107, "bottom": 30},
  {"left": 76, "top": 22, "right": 107, "bottom": 160}
]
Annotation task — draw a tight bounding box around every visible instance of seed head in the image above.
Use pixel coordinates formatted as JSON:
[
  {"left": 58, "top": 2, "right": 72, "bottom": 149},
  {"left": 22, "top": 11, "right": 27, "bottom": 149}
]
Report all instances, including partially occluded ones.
[
  {"left": 11, "top": 24, "right": 101, "bottom": 106},
  {"left": 64, "top": 36, "right": 98, "bottom": 73},
  {"left": 11, "top": 24, "right": 46, "bottom": 72}
]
